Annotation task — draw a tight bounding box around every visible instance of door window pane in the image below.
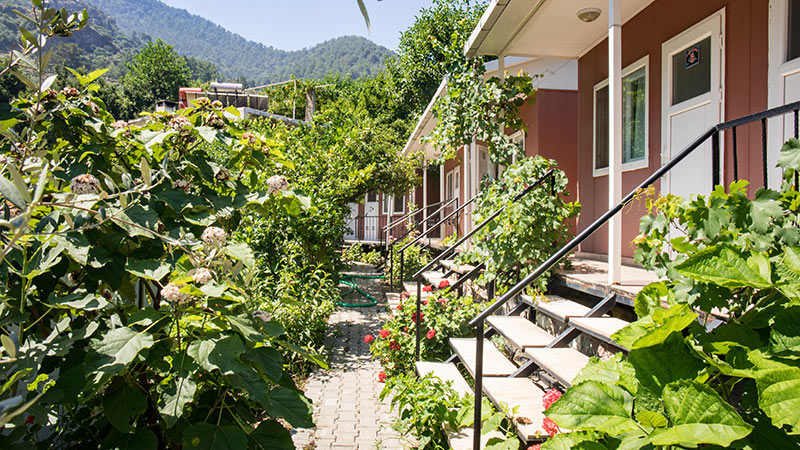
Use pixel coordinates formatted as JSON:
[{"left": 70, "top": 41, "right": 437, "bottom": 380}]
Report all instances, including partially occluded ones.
[
  {"left": 790, "top": 0, "right": 800, "bottom": 62},
  {"left": 367, "top": 191, "right": 377, "bottom": 202},
  {"left": 595, "top": 65, "right": 647, "bottom": 171},
  {"left": 672, "top": 36, "right": 711, "bottom": 106},
  {"left": 393, "top": 196, "right": 405, "bottom": 214}
]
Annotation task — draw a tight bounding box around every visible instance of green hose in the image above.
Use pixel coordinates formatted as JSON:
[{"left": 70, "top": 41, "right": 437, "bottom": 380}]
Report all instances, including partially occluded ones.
[{"left": 338, "top": 273, "right": 384, "bottom": 307}]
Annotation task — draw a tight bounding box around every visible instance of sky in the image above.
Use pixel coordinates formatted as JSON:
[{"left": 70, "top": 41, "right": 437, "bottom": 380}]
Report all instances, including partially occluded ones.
[{"left": 159, "top": 0, "right": 435, "bottom": 52}]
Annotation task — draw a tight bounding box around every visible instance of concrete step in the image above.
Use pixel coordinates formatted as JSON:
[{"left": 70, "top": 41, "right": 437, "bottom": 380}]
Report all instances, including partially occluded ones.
[
  {"left": 522, "top": 294, "right": 591, "bottom": 322},
  {"left": 482, "top": 377, "right": 550, "bottom": 441},
  {"left": 524, "top": 347, "right": 590, "bottom": 388},
  {"left": 450, "top": 338, "right": 517, "bottom": 378},
  {"left": 486, "top": 316, "right": 555, "bottom": 350},
  {"left": 569, "top": 317, "right": 630, "bottom": 349},
  {"left": 415, "top": 362, "right": 472, "bottom": 397},
  {"left": 441, "top": 259, "right": 477, "bottom": 275},
  {"left": 403, "top": 282, "right": 434, "bottom": 298},
  {"left": 421, "top": 270, "right": 447, "bottom": 286}
]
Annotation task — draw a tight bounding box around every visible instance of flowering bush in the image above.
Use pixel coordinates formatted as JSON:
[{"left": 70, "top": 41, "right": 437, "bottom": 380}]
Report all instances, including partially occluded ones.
[{"left": 369, "top": 291, "right": 485, "bottom": 375}]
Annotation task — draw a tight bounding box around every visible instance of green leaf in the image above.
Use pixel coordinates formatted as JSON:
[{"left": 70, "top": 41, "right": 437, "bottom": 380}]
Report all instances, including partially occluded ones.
[
  {"left": 125, "top": 259, "right": 171, "bottom": 282},
  {"left": 770, "top": 306, "right": 800, "bottom": 357},
  {"left": 572, "top": 354, "right": 638, "bottom": 395},
  {"left": 779, "top": 139, "right": 800, "bottom": 171},
  {"left": 636, "top": 410, "right": 667, "bottom": 429},
  {"left": 158, "top": 371, "right": 197, "bottom": 428},
  {"left": 49, "top": 292, "right": 108, "bottom": 311},
  {"left": 182, "top": 423, "right": 248, "bottom": 450},
  {"left": 90, "top": 327, "right": 155, "bottom": 374},
  {"left": 187, "top": 335, "right": 244, "bottom": 374},
  {"left": 224, "top": 243, "right": 255, "bottom": 269},
  {"left": 629, "top": 336, "right": 705, "bottom": 396},
  {"left": 244, "top": 347, "right": 283, "bottom": 383},
  {"left": 0, "top": 173, "right": 27, "bottom": 210},
  {"left": 53, "top": 234, "right": 89, "bottom": 265},
  {"left": 267, "top": 387, "right": 313, "bottom": 428},
  {"left": 103, "top": 429, "right": 158, "bottom": 450},
  {"left": 634, "top": 282, "right": 669, "bottom": 318},
  {"left": 540, "top": 431, "right": 608, "bottom": 450},
  {"left": 649, "top": 380, "right": 753, "bottom": 446},
  {"left": 612, "top": 304, "right": 698, "bottom": 350},
  {"left": 248, "top": 420, "right": 294, "bottom": 450},
  {"left": 750, "top": 189, "right": 783, "bottom": 233},
  {"left": 103, "top": 384, "right": 147, "bottom": 433},
  {"left": 545, "top": 381, "right": 639, "bottom": 435},
  {"left": 675, "top": 245, "right": 772, "bottom": 289},
  {"left": 749, "top": 350, "right": 800, "bottom": 434}
]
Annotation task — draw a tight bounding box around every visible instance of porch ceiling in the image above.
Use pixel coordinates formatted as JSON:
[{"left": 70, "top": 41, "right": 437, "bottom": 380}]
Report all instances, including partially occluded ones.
[{"left": 465, "top": 0, "right": 655, "bottom": 59}]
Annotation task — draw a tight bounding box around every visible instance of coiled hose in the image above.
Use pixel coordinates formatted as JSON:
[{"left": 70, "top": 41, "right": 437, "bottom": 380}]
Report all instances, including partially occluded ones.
[{"left": 338, "top": 273, "right": 384, "bottom": 307}]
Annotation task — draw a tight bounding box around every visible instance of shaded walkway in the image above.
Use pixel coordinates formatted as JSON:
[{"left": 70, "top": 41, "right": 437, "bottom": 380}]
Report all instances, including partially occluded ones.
[{"left": 293, "top": 269, "right": 404, "bottom": 450}]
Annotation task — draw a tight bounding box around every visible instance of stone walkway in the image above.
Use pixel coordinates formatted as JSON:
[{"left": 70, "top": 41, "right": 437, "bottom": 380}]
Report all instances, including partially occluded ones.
[{"left": 292, "top": 270, "right": 405, "bottom": 450}]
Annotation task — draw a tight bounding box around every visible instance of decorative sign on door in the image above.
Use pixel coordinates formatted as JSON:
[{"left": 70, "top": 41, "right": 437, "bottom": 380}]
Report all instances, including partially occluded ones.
[{"left": 686, "top": 45, "right": 700, "bottom": 68}]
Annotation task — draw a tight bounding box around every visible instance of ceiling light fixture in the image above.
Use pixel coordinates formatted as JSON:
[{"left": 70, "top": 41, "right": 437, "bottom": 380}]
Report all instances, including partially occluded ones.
[{"left": 577, "top": 7, "right": 602, "bottom": 23}]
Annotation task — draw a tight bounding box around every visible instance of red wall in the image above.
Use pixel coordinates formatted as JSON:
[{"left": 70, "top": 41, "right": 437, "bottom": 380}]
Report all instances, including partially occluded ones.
[{"left": 576, "top": 0, "right": 769, "bottom": 258}]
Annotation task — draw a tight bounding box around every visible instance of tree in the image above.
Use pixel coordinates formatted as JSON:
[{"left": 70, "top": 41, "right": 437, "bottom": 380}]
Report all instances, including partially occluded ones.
[
  {"left": 121, "top": 38, "right": 191, "bottom": 114},
  {"left": 0, "top": 58, "right": 25, "bottom": 103}
]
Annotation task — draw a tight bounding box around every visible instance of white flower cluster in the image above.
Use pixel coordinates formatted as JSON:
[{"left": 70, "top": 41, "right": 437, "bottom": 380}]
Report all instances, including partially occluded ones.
[
  {"left": 111, "top": 120, "right": 128, "bottom": 129},
  {"left": 192, "top": 268, "right": 213, "bottom": 285},
  {"left": 267, "top": 175, "right": 289, "bottom": 194},
  {"left": 70, "top": 174, "right": 101, "bottom": 195},
  {"left": 201, "top": 226, "right": 227, "bottom": 245},
  {"left": 161, "top": 283, "right": 192, "bottom": 305},
  {"left": 61, "top": 86, "right": 79, "bottom": 98},
  {"left": 169, "top": 116, "right": 192, "bottom": 132},
  {"left": 206, "top": 113, "right": 225, "bottom": 129},
  {"left": 173, "top": 179, "right": 191, "bottom": 194},
  {"left": 242, "top": 132, "right": 259, "bottom": 146},
  {"left": 215, "top": 168, "right": 231, "bottom": 182}
]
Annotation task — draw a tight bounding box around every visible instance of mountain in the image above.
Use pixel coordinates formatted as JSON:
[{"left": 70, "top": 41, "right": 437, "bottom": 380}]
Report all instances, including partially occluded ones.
[{"left": 82, "top": 0, "right": 393, "bottom": 84}]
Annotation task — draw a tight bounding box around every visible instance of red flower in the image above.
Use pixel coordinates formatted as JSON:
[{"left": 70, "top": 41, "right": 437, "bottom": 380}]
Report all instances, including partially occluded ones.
[
  {"left": 25, "top": 415, "right": 34, "bottom": 425},
  {"left": 378, "top": 372, "right": 387, "bottom": 383},
  {"left": 389, "top": 340, "right": 399, "bottom": 350},
  {"left": 396, "top": 303, "right": 403, "bottom": 310},
  {"left": 527, "top": 445, "right": 541, "bottom": 450},
  {"left": 438, "top": 280, "right": 450, "bottom": 289},
  {"left": 379, "top": 329, "right": 390, "bottom": 339},
  {"left": 423, "top": 300, "right": 428, "bottom": 305},
  {"left": 426, "top": 329, "right": 437, "bottom": 339},
  {"left": 403, "top": 326, "right": 409, "bottom": 332},
  {"left": 422, "top": 285, "right": 433, "bottom": 292},
  {"left": 411, "top": 312, "right": 424, "bottom": 323},
  {"left": 542, "top": 389, "right": 562, "bottom": 410},
  {"left": 401, "top": 291, "right": 411, "bottom": 299},
  {"left": 364, "top": 334, "right": 374, "bottom": 344},
  {"left": 437, "top": 298, "right": 447, "bottom": 305},
  {"left": 542, "top": 418, "right": 560, "bottom": 436}
]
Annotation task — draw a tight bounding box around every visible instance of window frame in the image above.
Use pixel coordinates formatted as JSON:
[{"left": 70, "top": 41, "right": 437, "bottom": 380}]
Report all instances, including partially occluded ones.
[
  {"left": 593, "top": 55, "right": 650, "bottom": 177},
  {"left": 383, "top": 194, "right": 405, "bottom": 215}
]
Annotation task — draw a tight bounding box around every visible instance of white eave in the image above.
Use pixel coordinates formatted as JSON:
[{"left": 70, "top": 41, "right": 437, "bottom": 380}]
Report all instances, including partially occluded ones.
[
  {"left": 464, "top": 0, "right": 655, "bottom": 59},
  {"left": 401, "top": 77, "right": 448, "bottom": 160}
]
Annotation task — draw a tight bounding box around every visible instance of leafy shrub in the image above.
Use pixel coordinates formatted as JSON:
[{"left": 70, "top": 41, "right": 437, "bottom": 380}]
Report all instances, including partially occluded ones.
[
  {"left": 458, "top": 157, "right": 580, "bottom": 292},
  {"left": 368, "top": 290, "right": 484, "bottom": 375},
  {"left": 389, "top": 232, "right": 431, "bottom": 283},
  {"left": 542, "top": 141, "right": 800, "bottom": 449},
  {"left": 342, "top": 243, "right": 382, "bottom": 266}
]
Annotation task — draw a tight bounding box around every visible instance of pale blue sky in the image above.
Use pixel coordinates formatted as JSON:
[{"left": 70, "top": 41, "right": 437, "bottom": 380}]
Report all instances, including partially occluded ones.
[{"left": 159, "top": 0, "right": 434, "bottom": 51}]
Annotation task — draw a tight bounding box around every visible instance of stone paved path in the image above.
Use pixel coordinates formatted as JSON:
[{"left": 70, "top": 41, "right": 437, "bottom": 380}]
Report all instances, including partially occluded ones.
[{"left": 292, "top": 270, "right": 405, "bottom": 450}]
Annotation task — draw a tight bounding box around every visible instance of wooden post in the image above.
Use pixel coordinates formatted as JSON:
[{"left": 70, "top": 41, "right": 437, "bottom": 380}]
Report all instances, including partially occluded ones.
[{"left": 305, "top": 88, "right": 316, "bottom": 121}]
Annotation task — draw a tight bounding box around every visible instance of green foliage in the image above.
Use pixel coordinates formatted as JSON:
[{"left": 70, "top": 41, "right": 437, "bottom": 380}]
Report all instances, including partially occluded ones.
[
  {"left": 342, "top": 243, "right": 382, "bottom": 266},
  {"left": 390, "top": 232, "right": 430, "bottom": 283},
  {"left": 458, "top": 157, "right": 580, "bottom": 292},
  {"left": 382, "top": 373, "right": 518, "bottom": 450},
  {"left": 0, "top": 3, "right": 320, "bottom": 447},
  {"left": 369, "top": 291, "right": 485, "bottom": 375},
  {"left": 121, "top": 39, "right": 192, "bottom": 115},
  {"left": 542, "top": 141, "right": 800, "bottom": 448}
]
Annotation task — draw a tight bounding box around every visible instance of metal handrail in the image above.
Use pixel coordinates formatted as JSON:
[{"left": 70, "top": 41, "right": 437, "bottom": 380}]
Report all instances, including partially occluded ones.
[
  {"left": 399, "top": 195, "right": 472, "bottom": 254},
  {"left": 465, "top": 99, "right": 800, "bottom": 450},
  {"left": 382, "top": 204, "right": 428, "bottom": 233}
]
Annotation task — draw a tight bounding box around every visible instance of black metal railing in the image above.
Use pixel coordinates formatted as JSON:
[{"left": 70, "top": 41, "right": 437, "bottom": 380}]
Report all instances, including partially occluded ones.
[
  {"left": 387, "top": 198, "right": 460, "bottom": 286},
  {"left": 465, "top": 100, "right": 800, "bottom": 450},
  {"left": 412, "top": 169, "right": 557, "bottom": 360},
  {"left": 383, "top": 205, "right": 426, "bottom": 243},
  {"left": 345, "top": 215, "right": 386, "bottom": 244}
]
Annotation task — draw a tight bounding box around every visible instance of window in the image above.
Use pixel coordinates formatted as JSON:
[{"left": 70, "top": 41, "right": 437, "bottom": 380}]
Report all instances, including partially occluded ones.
[
  {"left": 594, "top": 57, "right": 649, "bottom": 176},
  {"left": 671, "top": 37, "right": 711, "bottom": 105},
  {"left": 383, "top": 195, "right": 405, "bottom": 215},
  {"left": 446, "top": 168, "right": 460, "bottom": 204},
  {"left": 790, "top": 0, "right": 800, "bottom": 62}
]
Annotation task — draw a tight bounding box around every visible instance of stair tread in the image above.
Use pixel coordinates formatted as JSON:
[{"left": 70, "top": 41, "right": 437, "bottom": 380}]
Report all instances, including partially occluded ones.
[
  {"left": 441, "top": 259, "right": 477, "bottom": 274},
  {"left": 421, "top": 270, "right": 447, "bottom": 285},
  {"left": 415, "top": 362, "right": 472, "bottom": 397},
  {"left": 403, "top": 282, "right": 434, "bottom": 298},
  {"left": 486, "top": 316, "right": 555, "bottom": 349},
  {"left": 524, "top": 347, "right": 590, "bottom": 387},
  {"left": 525, "top": 295, "right": 591, "bottom": 321},
  {"left": 482, "top": 377, "right": 550, "bottom": 440},
  {"left": 450, "top": 338, "right": 518, "bottom": 377},
  {"left": 569, "top": 317, "right": 629, "bottom": 340},
  {"left": 446, "top": 426, "right": 506, "bottom": 450}
]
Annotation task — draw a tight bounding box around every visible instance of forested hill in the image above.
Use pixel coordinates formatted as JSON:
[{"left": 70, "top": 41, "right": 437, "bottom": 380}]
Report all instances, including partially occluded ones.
[{"left": 83, "top": 0, "right": 394, "bottom": 84}]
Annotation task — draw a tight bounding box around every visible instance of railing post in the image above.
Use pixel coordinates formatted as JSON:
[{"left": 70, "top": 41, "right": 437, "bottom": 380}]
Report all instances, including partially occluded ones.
[
  {"left": 415, "top": 278, "right": 422, "bottom": 361},
  {"left": 711, "top": 130, "right": 720, "bottom": 190},
  {"left": 389, "top": 244, "right": 394, "bottom": 287},
  {"left": 762, "top": 118, "right": 768, "bottom": 189},
  {"left": 472, "top": 318, "right": 484, "bottom": 450},
  {"left": 399, "top": 250, "right": 405, "bottom": 290}
]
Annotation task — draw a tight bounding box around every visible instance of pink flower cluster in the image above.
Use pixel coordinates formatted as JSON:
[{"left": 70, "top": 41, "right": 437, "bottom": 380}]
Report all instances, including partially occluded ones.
[
  {"left": 542, "top": 389, "right": 563, "bottom": 436},
  {"left": 201, "top": 226, "right": 227, "bottom": 245},
  {"left": 70, "top": 174, "right": 101, "bottom": 195},
  {"left": 161, "top": 283, "right": 192, "bottom": 305}
]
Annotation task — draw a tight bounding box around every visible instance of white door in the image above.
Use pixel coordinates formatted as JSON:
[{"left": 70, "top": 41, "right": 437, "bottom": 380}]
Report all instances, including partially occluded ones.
[
  {"left": 345, "top": 203, "right": 358, "bottom": 240},
  {"left": 768, "top": 0, "right": 800, "bottom": 188},
  {"left": 661, "top": 11, "right": 724, "bottom": 199},
  {"left": 365, "top": 192, "right": 379, "bottom": 241}
]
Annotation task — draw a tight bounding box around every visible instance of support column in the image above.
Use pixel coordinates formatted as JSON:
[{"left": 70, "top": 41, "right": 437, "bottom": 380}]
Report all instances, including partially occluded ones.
[
  {"left": 422, "top": 164, "right": 429, "bottom": 234},
  {"left": 608, "top": 0, "right": 622, "bottom": 284}
]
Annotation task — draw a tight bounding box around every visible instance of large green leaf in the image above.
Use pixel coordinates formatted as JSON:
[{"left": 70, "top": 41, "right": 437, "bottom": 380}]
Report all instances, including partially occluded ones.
[
  {"left": 125, "top": 259, "right": 172, "bottom": 282},
  {"left": 158, "top": 352, "right": 198, "bottom": 428},
  {"left": 541, "top": 432, "right": 610, "bottom": 450},
  {"left": 629, "top": 336, "right": 705, "bottom": 396},
  {"left": 90, "top": 327, "right": 155, "bottom": 374},
  {"left": 750, "top": 190, "right": 784, "bottom": 233},
  {"left": 267, "top": 387, "right": 313, "bottom": 429},
  {"left": 749, "top": 350, "right": 800, "bottom": 434},
  {"left": 649, "top": 380, "right": 753, "bottom": 446},
  {"left": 103, "top": 429, "right": 158, "bottom": 450},
  {"left": 675, "top": 245, "right": 772, "bottom": 289},
  {"left": 187, "top": 335, "right": 245, "bottom": 374},
  {"left": 224, "top": 243, "right": 255, "bottom": 269},
  {"left": 244, "top": 347, "right": 283, "bottom": 383},
  {"left": 770, "top": 306, "right": 800, "bottom": 357},
  {"left": 612, "top": 304, "right": 698, "bottom": 350},
  {"left": 182, "top": 423, "right": 248, "bottom": 450},
  {"left": 634, "top": 282, "right": 669, "bottom": 318},
  {"left": 572, "top": 354, "right": 638, "bottom": 395},
  {"left": 103, "top": 383, "right": 147, "bottom": 433},
  {"left": 545, "top": 381, "right": 639, "bottom": 435},
  {"left": 248, "top": 420, "right": 294, "bottom": 450}
]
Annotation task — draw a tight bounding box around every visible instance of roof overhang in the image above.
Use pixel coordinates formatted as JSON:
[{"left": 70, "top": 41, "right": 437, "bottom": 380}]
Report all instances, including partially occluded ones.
[
  {"left": 401, "top": 78, "right": 448, "bottom": 160},
  {"left": 465, "top": 0, "right": 655, "bottom": 59}
]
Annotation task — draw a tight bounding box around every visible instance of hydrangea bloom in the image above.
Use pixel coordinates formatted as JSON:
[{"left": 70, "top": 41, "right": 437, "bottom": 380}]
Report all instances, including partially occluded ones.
[
  {"left": 267, "top": 175, "right": 289, "bottom": 194},
  {"left": 161, "top": 283, "right": 192, "bottom": 305},
  {"left": 211, "top": 100, "right": 223, "bottom": 110},
  {"left": 111, "top": 120, "right": 128, "bottom": 129},
  {"left": 193, "top": 268, "right": 213, "bottom": 285},
  {"left": 542, "top": 389, "right": 562, "bottom": 409},
  {"left": 173, "top": 179, "right": 191, "bottom": 194},
  {"left": 242, "top": 132, "right": 259, "bottom": 146},
  {"left": 201, "top": 226, "right": 227, "bottom": 245},
  {"left": 169, "top": 116, "right": 191, "bottom": 132},
  {"left": 70, "top": 174, "right": 101, "bottom": 195},
  {"left": 215, "top": 168, "right": 231, "bottom": 181},
  {"left": 206, "top": 113, "right": 225, "bottom": 129},
  {"left": 61, "top": 86, "right": 79, "bottom": 98}
]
